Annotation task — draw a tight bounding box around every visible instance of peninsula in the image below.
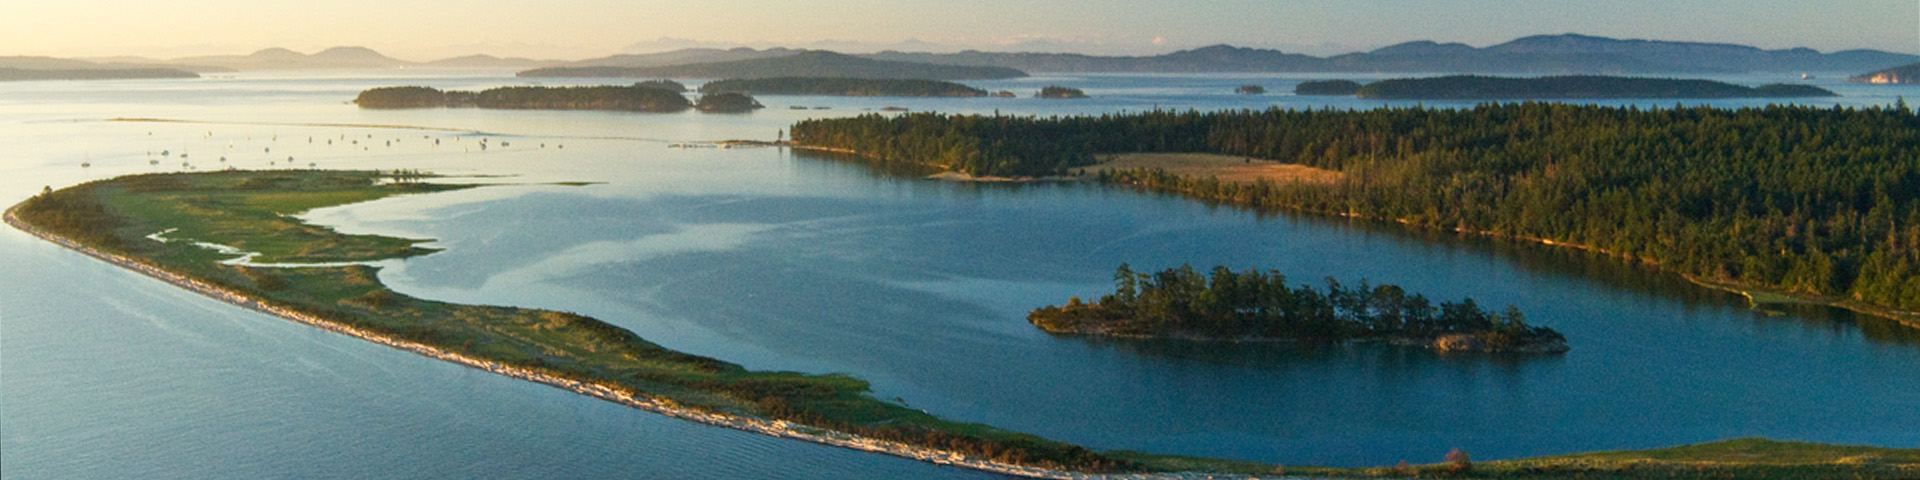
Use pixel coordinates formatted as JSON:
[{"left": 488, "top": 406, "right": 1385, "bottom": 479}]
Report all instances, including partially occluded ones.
[
  {"left": 353, "top": 85, "right": 692, "bottom": 112},
  {"left": 1030, "top": 265, "right": 1568, "bottom": 353},
  {"left": 698, "top": 77, "right": 987, "bottom": 97},
  {"left": 12, "top": 168, "right": 1920, "bottom": 479},
  {"left": 1353, "top": 75, "right": 1836, "bottom": 99},
  {"left": 7, "top": 171, "right": 1130, "bottom": 476}
]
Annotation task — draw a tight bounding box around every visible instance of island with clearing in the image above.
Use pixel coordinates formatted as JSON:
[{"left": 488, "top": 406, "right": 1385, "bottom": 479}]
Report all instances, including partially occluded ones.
[
  {"left": 698, "top": 77, "right": 987, "bottom": 97},
  {"left": 1030, "top": 264, "right": 1569, "bottom": 353},
  {"left": 1851, "top": 62, "right": 1920, "bottom": 85}
]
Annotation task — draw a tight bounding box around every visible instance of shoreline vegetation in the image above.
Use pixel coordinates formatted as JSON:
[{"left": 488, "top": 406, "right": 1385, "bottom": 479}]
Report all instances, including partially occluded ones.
[
  {"left": 789, "top": 104, "right": 1920, "bottom": 328},
  {"left": 12, "top": 171, "right": 1920, "bottom": 478},
  {"left": 1030, "top": 264, "right": 1569, "bottom": 353}
]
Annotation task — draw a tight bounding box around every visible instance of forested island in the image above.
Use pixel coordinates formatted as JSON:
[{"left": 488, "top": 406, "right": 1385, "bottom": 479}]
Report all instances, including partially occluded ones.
[
  {"left": 1354, "top": 75, "right": 1836, "bottom": 99},
  {"left": 792, "top": 103, "right": 1920, "bottom": 322},
  {"left": 1295, "top": 79, "right": 1363, "bottom": 95},
  {"left": 1030, "top": 264, "right": 1568, "bottom": 353},
  {"left": 354, "top": 85, "right": 692, "bottom": 112},
  {"left": 0, "top": 67, "right": 200, "bottom": 81},
  {"left": 698, "top": 77, "right": 987, "bottom": 97},
  {"left": 694, "top": 92, "right": 764, "bottom": 113},
  {"left": 1037, "top": 86, "right": 1088, "bottom": 98}
]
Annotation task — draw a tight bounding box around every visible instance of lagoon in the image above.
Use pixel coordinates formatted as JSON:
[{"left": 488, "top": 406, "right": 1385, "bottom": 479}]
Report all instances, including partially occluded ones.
[{"left": 5, "top": 70, "right": 1920, "bottom": 476}]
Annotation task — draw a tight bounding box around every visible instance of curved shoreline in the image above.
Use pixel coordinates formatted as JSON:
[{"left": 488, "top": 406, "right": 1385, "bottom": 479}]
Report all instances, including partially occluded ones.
[
  {"left": 1088, "top": 170, "right": 1920, "bottom": 329},
  {"left": 6, "top": 204, "right": 1250, "bottom": 480}
]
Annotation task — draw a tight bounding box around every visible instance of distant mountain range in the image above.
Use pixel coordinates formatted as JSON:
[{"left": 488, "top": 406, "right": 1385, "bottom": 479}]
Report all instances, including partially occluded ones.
[
  {"left": 518, "top": 51, "right": 1027, "bottom": 80},
  {"left": 863, "top": 34, "right": 1917, "bottom": 74},
  {"left": 5, "top": 47, "right": 561, "bottom": 74},
  {"left": 6, "top": 34, "right": 1913, "bottom": 79}
]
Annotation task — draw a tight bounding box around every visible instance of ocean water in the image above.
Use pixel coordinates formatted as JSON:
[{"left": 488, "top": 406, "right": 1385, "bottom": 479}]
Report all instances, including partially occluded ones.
[{"left": 4, "top": 71, "right": 1920, "bottom": 477}]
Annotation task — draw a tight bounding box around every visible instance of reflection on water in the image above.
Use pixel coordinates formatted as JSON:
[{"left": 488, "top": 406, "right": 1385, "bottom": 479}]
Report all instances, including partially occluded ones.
[{"left": 8, "top": 72, "right": 1920, "bottom": 475}]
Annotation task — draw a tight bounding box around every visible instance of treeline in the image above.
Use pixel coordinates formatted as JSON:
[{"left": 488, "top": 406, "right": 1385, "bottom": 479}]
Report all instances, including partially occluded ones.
[
  {"left": 355, "top": 85, "right": 693, "bottom": 112},
  {"left": 1030, "top": 264, "right": 1564, "bottom": 351},
  {"left": 791, "top": 102, "right": 1920, "bottom": 313},
  {"left": 1355, "top": 75, "right": 1837, "bottom": 99},
  {"left": 700, "top": 77, "right": 987, "bottom": 97}
]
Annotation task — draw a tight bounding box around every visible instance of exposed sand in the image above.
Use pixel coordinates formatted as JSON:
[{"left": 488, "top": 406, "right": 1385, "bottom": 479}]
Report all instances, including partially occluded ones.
[{"left": 1079, "top": 153, "right": 1343, "bottom": 185}]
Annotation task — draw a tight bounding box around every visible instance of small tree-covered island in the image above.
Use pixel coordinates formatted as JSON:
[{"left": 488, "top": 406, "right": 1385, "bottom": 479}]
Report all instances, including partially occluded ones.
[
  {"left": 353, "top": 84, "right": 695, "bottom": 112},
  {"left": 1030, "top": 264, "right": 1569, "bottom": 353}
]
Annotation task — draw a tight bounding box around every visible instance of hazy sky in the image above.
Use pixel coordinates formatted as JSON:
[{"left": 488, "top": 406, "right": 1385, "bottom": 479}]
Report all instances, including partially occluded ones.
[{"left": 5, "top": 0, "right": 1916, "bottom": 60}]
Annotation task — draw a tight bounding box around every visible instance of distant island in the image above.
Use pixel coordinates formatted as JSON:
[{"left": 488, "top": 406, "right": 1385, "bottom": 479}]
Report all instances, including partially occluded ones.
[
  {"left": 1353, "top": 75, "right": 1837, "bottom": 99},
  {"left": 1851, "top": 62, "right": 1920, "bottom": 85},
  {"left": 1029, "top": 264, "right": 1569, "bottom": 353},
  {"left": 1294, "top": 79, "right": 1363, "bottom": 95},
  {"left": 1234, "top": 84, "right": 1265, "bottom": 94},
  {"left": 0, "top": 67, "right": 199, "bottom": 81},
  {"left": 698, "top": 77, "right": 986, "bottom": 97},
  {"left": 1037, "top": 86, "right": 1087, "bottom": 99},
  {"left": 694, "top": 92, "right": 764, "bottom": 113},
  {"left": 518, "top": 51, "right": 1027, "bottom": 80},
  {"left": 863, "top": 33, "right": 1918, "bottom": 74},
  {"left": 633, "top": 79, "right": 688, "bottom": 91},
  {"left": 354, "top": 85, "right": 691, "bottom": 112}
]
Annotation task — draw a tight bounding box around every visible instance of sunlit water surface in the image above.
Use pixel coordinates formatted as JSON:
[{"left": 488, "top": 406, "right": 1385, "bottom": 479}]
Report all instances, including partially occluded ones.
[{"left": 5, "top": 71, "right": 1920, "bottom": 477}]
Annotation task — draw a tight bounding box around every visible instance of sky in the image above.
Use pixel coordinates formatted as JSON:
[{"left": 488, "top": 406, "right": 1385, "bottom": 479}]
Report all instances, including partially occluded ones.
[{"left": 3, "top": 0, "right": 1916, "bottom": 60}]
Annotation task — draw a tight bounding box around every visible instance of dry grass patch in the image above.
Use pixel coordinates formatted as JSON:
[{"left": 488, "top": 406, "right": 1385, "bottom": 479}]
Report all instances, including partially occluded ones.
[{"left": 1080, "top": 153, "right": 1343, "bottom": 185}]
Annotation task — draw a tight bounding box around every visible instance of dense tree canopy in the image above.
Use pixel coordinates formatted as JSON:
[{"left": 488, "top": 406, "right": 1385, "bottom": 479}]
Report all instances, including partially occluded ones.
[
  {"left": 793, "top": 102, "right": 1920, "bottom": 312},
  {"left": 355, "top": 85, "right": 690, "bottom": 112},
  {"left": 1031, "top": 264, "right": 1564, "bottom": 351}
]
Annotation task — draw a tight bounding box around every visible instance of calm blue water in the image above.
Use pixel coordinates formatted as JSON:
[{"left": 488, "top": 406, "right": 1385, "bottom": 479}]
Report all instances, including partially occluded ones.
[{"left": 5, "top": 71, "right": 1920, "bottom": 477}]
